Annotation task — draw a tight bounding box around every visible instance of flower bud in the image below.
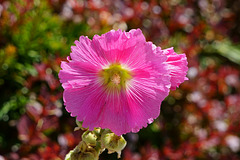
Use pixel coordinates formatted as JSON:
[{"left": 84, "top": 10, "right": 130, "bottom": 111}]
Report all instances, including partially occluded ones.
[
  {"left": 65, "top": 149, "right": 74, "bottom": 160},
  {"left": 78, "top": 151, "right": 98, "bottom": 160},
  {"left": 75, "top": 120, "right": 84, "bottom": 131},
  {"left": 101, "top": 130, "right": 127, "bottom": 158},
  {"left": 93, "top": 128, "right": 101, "bottom": 137},
  {"left": 65, "top": 141, "right": 99, "bottom": 160},
  {"left": 82, "top": 131, "right": 97, "bottom": 146},
  {"left": 78, "top": 141, "right": 87, "bottom": 152}
]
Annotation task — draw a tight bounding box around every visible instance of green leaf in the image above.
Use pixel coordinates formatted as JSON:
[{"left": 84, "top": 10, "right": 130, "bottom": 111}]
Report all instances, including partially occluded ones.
[{"left": 211, "top": 40, "right": 240, "bottom": 65}]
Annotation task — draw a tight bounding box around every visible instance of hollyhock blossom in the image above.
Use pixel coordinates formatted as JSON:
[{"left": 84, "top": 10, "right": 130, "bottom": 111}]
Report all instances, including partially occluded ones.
[{"left": 59, "top": 29, "right": 188, "bottom": 135}]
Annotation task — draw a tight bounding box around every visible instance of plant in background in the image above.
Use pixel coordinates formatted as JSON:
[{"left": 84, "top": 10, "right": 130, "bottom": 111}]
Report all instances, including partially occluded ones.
[{"left": 59, "top": 29, "right": 188, "bottom": 159}]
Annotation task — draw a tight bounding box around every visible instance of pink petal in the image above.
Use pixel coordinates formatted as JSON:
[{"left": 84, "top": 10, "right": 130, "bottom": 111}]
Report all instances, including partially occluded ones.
[
  {"left": 59, "top": 61, "right": 99, "bottom": 89},
  {"left": 92, "top": 29, "right": 150, "bottom": 69},
  {"left": 71, "top": 36, "right": 108, "bottom": 66},
  {"left": 156, "top": 47, "right": 188, "bottom": 90}
]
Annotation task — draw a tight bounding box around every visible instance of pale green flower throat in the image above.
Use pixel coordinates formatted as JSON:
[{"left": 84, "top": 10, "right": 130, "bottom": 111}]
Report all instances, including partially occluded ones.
[{"left": 99, "top": 64, "right": 132, "bottom": 91}]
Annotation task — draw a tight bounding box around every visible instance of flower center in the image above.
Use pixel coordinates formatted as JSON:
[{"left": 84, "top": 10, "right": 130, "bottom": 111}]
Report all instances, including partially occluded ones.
[
  {"left": 99, "top": 64, "right": 132, "bottom": 91},
  {"left": 111, "top": 73, "right": 121, "bottom": 85}
]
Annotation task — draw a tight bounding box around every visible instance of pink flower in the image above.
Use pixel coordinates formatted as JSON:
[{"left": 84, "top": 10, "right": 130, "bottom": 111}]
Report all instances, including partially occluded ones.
[{"left": 59, "top": 29, "right": 188, "bottom": 135}]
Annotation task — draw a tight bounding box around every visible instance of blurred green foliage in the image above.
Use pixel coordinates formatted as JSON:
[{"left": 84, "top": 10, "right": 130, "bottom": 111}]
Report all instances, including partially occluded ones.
[
  {"left": 210, "top": 40, "right": 240, "bottom": 64},
  {"left": 0, "top": 0, "right": 88, "bottom": 121}
]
